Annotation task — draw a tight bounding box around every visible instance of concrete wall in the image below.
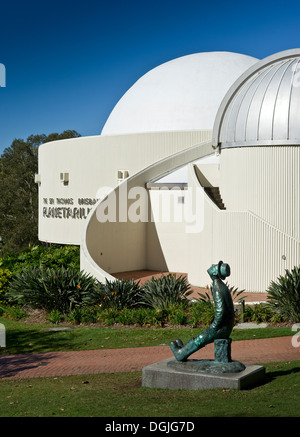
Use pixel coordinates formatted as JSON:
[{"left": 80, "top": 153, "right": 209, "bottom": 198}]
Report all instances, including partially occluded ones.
[
  {"left": 146, "top": 187, "right": 189, "bottom": 273},
  {"left": 42, "top": 133, "right": 299, "bottom": 292},
  {"left": 38, "top": 130, "right": 211, "bottom": 245},
  {"left": 81, "top": 141, "right": 213, "bottom": 283},
  {"left": 220, "top": 146, "right": 300, "bottom": 239},
  {"left": 187, "top": 157, "right": 300, "bottom": 292}
]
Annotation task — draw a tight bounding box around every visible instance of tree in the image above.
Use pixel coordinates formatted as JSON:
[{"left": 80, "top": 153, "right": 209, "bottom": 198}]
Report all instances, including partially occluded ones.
[{"left": 0, "top": 130, "right": 81, "bottom": 254}]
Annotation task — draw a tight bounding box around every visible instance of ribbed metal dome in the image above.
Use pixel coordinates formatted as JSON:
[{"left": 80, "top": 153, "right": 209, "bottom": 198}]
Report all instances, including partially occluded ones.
[{"left": 213, "top": 49, "right": 300, "bottom": 149}]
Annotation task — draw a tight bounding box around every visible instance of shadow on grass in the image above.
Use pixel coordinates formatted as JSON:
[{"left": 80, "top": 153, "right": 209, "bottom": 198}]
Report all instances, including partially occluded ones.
[
  {"left": 265, "top": 366, "right": 300, "bottom": 383},
  {"left": 245, "top": 364, "right": 300, "bottom": 390},
  {"left": 0, "top": 326, "right": 76, "bottom": 355}
]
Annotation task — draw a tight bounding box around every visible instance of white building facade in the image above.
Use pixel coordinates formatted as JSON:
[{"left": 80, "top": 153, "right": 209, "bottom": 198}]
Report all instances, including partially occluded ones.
[{"left": 37, "top": 49, "right": 300, "bottom": 293}]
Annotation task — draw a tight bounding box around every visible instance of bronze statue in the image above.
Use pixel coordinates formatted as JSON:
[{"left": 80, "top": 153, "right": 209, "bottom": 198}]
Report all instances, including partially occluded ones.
[{"left": 170, "top": 261, "right": 235, "bottom": 362}]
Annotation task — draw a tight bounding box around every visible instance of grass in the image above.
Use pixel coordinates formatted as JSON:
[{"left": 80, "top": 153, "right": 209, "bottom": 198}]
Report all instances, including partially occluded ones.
[
  {"left": 0, "top": 360, "right": 299, "bottom": 417},
  {"left": 0, "top": 317, "right": 298, "bottom": 418},
  {"left": 0, "top": 317, "right": 294, "bottom": 354}
]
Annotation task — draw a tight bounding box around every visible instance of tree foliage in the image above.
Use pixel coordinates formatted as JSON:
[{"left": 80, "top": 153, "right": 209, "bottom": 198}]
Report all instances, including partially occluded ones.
[{"left": 0, "top": 130, "right": 80, "bottom": 254}]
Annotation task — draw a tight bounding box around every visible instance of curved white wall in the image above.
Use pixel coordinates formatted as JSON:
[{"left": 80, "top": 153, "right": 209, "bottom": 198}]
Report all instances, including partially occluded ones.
[
  {"left": 80, "top": 141, "right": 213, "bottom": 283},
  {"left": 38, "top": 130, "right": 211, "bottom": 245}
]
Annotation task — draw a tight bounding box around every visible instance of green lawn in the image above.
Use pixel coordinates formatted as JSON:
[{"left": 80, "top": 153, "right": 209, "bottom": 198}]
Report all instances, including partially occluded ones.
[
  {"left": 0, "top": 318, "right": 298, "bottom": 418},
  {"left": 0, "top": 360, "right": 299, "bottom": 417},
  {"left": 0, "top": 317, "right": 294, "bottom": 354}
]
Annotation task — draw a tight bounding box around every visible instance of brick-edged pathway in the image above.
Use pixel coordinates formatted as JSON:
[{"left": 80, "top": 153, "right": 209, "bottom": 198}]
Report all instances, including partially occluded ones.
[{"left": 0, "top": 336, "right": 298, "bottom": 380}]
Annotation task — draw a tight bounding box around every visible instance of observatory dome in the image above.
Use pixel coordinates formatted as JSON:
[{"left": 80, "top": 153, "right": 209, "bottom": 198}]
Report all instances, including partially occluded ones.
[
  {"left": 213, "top": 49, "right": 300, "bottom": 149},
  {"left": 101, "top": 52, "right": 258, "bottom": 135}
]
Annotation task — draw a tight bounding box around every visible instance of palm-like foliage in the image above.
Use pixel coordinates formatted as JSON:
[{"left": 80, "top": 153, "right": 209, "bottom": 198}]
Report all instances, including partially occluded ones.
[
  {"left": 87, "top": 278, "right": 141, "bottom": 309},
  {"left": 139, "top": 274, "right": 192, "bottom": 310},
  {"left": 267, "top": 266, "right": 300, "bottom": 323},
  {"left": 197, "top": 282, "right": 246, "bottom": 303},
  {"left": 7, "top": 266, "right": 97, "bottom": 313}
]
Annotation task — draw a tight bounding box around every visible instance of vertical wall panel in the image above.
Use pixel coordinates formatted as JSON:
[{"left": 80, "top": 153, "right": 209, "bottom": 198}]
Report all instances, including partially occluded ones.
[
  {"left": 220, "top": 146, "right": 300, "bottom": 240},
  {"left": 188, "top": 162, "right": 299, "bottom": 292}
]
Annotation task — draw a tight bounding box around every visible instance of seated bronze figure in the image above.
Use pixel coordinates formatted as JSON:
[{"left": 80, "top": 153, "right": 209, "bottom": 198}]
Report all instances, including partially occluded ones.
[{"left": 170, "top": 261, "right": 234, "bottom": 362}]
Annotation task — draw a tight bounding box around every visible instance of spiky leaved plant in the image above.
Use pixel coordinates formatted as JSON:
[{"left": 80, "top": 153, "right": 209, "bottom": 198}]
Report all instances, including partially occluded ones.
[
  {"left": 267, "top": 265, "right": 300, "bottom": 323},
  {"left": 139, "top": 273, "right": 192, "bottom": 310},
  {"left": 87, "top": 278, "right": 142, "bottom": 309},
  {"left": 7, "top": 266, "right": 97, "bottom": 313}
]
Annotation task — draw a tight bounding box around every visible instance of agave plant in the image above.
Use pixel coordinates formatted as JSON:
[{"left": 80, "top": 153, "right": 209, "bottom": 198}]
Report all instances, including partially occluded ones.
[
  {"left": 87, "top": 278, "right": 142, "bottom": 309},
  {"left": 7, "top": 266, "right": 97, "bottom": 313},
  {"left": 267, "top": 265, "right": 300, "bottom": 323},
  {"left": 197, "top": 282, "right": 246, "bottom": 303},
  {"left": 139, "top": 273, "right": 192, "bottom": 310}
]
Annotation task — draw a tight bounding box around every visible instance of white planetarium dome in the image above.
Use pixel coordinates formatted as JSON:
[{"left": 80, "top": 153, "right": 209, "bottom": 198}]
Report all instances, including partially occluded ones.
[{"left": 101, "top": 52, "right": 259, "bottom": 135}]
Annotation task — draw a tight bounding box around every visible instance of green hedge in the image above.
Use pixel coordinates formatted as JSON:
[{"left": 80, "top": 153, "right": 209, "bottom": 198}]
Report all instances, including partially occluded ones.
[
  {"left": 2, "top": 246, "right": 299, "bottom": 326},
  {"left": 0, "top": 245, "right": 80, "bottom": 301},
  {"left": 0, "top": 245, "right": 80, "bottom": 276}
]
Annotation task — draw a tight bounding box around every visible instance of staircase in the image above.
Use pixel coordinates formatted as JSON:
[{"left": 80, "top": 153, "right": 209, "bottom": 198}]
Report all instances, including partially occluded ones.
[{"left": 204, "top": 187, "right": 226, "bottom": 210}]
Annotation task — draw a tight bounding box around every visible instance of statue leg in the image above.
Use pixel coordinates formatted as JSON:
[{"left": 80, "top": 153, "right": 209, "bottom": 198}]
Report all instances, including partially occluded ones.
[
  {"left": 170, "top": 338, "right": 199, "bottom": 362},
  {"left": 170, "top": 327, "right": 217, "bottom": 362}
]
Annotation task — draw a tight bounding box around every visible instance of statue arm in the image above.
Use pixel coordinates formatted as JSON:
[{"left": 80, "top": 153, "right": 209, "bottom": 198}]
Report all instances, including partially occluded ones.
[{"left": 211, "top": 289, "right": 226, "bottom": 330}]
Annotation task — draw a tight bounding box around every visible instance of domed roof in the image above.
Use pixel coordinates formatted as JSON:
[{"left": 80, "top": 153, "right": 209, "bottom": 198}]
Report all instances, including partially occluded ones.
[
  {"left": 213, "top": 49, "right": 300, "bottom": 149},
  {"left": 101, "top": 52, "right": 258, "bottom": 135}
]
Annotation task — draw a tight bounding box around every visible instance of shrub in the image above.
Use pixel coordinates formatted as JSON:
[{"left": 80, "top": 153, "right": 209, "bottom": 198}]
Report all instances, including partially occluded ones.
[
  {"left": 197, "top": 282, "right": 246, "bottom": 303},
  {"left": 98, "top": 308, "right": 120, "bottom": 326},
  {"left": 48, "top": 309, "right": 64, "bottom": 324},
  {"left": 116, "top": 308, "right": 136, "bottom": 326},
  {"left": 87, "top": 278, "right": 141, "bottom": 309},
  {"left": 267, "top": 266, "right": 300, "bottom": 323},
  {"left": 168, "top": 302, "right": 189, "bottom": 326},
  {"left": 66, "top": 306, "right": 102, "bottom": 325},
  {"left": 0, "top": 245, "right": 80, "bottom": 276},
  {"left": 0, "top": 304, "right": 28, "bottom": 320},
  {"left": 242, "top": 303, "right": 286, "bottom": 324},
  {"left": 80, "top": 307, "right": 101, "bottom": 324},
  {"left": 68, "top": 307, "right": 84, "bottom": 324},
  {"left": 131, "top": 307, "right": 157, "bottom": 326},
  {"left": 243, "top": 303, "right": 273, "bottom": 323},
  {"left": 7, "top": 266, "right": 97, "bottom": 313},
  {"left": 0, "top": 268, "right": 12, "bottom": 302},
  {"left": 139, "top": 274, "right": 192, "bottom": 310},
  {"left": 189, "top": 300, "right": 215, "bottom": 327}
]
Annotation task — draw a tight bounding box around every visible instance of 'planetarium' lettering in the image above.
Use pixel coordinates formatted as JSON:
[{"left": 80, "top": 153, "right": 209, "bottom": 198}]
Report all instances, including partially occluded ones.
[
  {"left": 42, "top": 197, "right": 98, "bottom": 219},
  {"left": 43, "top": 207, "right": 92, "bottom": 219}
]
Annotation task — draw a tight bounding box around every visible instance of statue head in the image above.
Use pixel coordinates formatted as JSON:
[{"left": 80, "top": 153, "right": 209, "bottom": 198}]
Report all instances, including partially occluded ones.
[{"left": 207, "top": 261, "right": 230, "bottom": 280}]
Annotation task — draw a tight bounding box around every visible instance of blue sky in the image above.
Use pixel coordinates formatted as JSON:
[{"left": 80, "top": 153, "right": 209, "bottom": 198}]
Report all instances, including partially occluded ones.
[{"left": 0, "top": 0, "right": 300, "bottom": 155}]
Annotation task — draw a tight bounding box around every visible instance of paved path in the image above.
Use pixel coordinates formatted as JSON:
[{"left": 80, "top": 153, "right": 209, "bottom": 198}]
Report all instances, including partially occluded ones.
[{"left": 0, "top": 336, "right": 298, "bottom": 380}]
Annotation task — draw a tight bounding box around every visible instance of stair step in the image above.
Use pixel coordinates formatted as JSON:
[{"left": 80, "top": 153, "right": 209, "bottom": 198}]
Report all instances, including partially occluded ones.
[{"left": 204, "top": 187, "right": 226, "bottom": 210}]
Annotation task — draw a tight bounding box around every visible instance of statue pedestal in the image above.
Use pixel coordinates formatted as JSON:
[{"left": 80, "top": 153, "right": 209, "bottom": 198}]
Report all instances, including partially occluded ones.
[
  {"left": 142, "top": 358, "right": 265, "bottom": 390},
  {"left": 167, "top": 358, "right": 245, "bottom": 374},
  {"left": 143, "top": 337, "right": 265, "bottom": 390}
]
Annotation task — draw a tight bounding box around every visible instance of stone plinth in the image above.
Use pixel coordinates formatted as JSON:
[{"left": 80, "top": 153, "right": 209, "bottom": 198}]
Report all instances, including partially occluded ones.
[
  {"left": 167, "top": 358, "right": 245, "bottom": 374},
  {"left": 142, "top": 358, "right": 265, "bottom": 390}
]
